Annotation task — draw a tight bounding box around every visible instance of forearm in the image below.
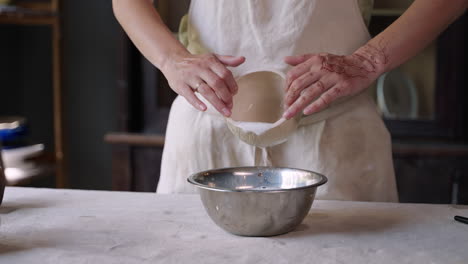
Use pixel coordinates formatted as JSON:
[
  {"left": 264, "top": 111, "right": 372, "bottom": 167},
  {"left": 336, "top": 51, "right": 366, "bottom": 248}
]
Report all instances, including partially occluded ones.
[
  {"left": 112, "top": 0, "right": 189, "bottom": 71},
  {"left": 356, "top": 0, "right": 468, "bottom": 74}
]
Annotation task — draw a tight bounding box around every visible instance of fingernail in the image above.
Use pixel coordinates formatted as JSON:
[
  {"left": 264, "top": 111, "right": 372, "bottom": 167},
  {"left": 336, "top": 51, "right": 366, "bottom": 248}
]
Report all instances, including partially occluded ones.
[
  {"left": 222, "top": 108, "right": 231, "bottom": 117},
  {"left": 198, "top": 103, "right": 206, "bottom": 111},
  {"left": 304, "top": 107, "right": 315, "bottom": 115},
  {"left": 283, "top": 110, "right": 291, "bottom": 119}
]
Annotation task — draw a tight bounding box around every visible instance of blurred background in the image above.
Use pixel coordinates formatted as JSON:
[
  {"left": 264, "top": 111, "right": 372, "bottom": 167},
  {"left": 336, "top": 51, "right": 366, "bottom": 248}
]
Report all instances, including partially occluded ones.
[{"left": 0, "top": 0, "right": 467, "bottom": 204}]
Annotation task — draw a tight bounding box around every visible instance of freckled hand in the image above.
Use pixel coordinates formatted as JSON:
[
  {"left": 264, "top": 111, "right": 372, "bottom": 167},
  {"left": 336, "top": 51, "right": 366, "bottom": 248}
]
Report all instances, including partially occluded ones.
[{"left": 283, "top": 40, "right": 388, "bottom": 119}]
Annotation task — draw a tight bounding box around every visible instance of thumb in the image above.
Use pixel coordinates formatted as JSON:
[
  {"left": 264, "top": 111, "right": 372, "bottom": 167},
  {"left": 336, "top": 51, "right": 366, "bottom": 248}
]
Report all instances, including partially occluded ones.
[
  {"left": 284, "top": 54, "right": 313, "bottom": 66},
  {"left": 216, "top": 55, "right": 246, "bottom": 67}
]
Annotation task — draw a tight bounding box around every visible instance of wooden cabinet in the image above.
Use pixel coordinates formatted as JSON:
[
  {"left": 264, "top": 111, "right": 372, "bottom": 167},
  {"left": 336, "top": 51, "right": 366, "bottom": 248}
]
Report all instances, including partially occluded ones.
[
  {"left": 105, "top": 1, "right": 180, "bottom": 192},
  {"left": 0, "top": 0, "right": 66, "bottom": 187},
  {"left": 393, "top": 143, "right": 468, "bottom": 204}
]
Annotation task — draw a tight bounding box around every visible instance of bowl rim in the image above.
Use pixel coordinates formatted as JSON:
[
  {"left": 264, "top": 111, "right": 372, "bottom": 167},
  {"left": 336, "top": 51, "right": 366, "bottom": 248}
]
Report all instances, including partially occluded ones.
[{"left": 187, "top": 166, "right": 328, "bottom": 193}]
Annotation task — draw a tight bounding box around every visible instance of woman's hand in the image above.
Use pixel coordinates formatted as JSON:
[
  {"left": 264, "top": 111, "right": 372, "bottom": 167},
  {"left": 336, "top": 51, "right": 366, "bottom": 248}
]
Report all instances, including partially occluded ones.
[
  {"left": 283, "top": 46, "right": 387, "bottom": 119},
  {"left": 283, "top": 0, "right": 468, "bottom": 120},
  {"left": 113, "top": 0, "right": 244, "bottom": 117},
  {"left": 162, "top": 53, "right": 245, "bottom": 117}
]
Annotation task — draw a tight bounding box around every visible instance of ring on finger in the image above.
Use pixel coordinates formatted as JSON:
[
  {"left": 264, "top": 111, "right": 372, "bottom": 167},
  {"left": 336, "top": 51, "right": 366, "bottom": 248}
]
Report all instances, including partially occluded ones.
[{"left": 193, "top": 81, "right": 204, "bottom": 92}]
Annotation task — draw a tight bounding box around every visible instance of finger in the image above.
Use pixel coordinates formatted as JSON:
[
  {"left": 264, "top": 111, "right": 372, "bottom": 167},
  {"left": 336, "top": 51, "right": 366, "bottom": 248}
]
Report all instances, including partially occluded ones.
[
  {"left": 190, "top": 77, "right": 233, "bottom": 109},
  {"left": 192, "top": 75, "right": 234, "bottom": 109},
  {"left": 199, "top": 69, "right": 233, "bottom": 108},
  {"left": 284, "top": 54, "right": 314, "bottom": 66},
  {"left": 303, "top": 85, "right": 345, "bottom": 115},
  {"left": 210, "top": 61, "right": 238, "bottom": 95},
  {"left": 180, "top": 84, "right": 207, "bottom": 111},
  {"left": 283, "top": 80, "right": 329, "bottom": 119},
  {"left": 284, "top": 71, "right": 321, "bottom": 106},
  {"left": 215, "top": 55, "right": 246, "bottom": 67},
  {"left": 285, "top": 63, "right": 310, "bottom": 90},
  {"left": 197, "top": 82, "right": 232, "bottom": 117},
  {"left": 285, "top": 55, "right": 322, "bottom": 89}
]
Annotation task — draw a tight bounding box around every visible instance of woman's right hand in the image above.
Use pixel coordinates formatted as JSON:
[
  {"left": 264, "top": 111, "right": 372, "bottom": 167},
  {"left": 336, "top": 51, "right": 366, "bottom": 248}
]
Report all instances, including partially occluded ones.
[{"left": 161, "top": 53, "right": 245, "bottom": 117}]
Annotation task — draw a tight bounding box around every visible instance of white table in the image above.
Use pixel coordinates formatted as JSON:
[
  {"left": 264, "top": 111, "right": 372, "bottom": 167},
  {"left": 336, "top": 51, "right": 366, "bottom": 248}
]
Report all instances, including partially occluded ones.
[{"left": 0, "top": 187, "right": 467, "bottom": 264}]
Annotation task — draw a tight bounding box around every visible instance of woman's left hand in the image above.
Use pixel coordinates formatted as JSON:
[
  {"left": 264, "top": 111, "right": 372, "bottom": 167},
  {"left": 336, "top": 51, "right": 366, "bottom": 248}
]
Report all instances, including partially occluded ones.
[{"left": 283, "top": 51, "right": 384, "bottom": 119}]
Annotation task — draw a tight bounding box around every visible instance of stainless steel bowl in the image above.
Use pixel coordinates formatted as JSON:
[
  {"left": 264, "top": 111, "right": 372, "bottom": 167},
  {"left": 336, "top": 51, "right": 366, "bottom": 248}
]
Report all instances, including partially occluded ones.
[{"left": 188, "top": 167, "right": 327, "bottom": 236}]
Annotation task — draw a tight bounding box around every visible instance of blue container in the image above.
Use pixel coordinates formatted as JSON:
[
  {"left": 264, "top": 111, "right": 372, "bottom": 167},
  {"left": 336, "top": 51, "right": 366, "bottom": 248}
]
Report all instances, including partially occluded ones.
[{"left": 0, "top": 117, "right": 28, "bottom": 149}]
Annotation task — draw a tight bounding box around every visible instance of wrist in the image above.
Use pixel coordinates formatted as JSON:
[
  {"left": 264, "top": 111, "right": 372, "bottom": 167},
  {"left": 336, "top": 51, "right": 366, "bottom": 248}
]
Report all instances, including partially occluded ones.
[
  {"left": 353, "top": 42, "right": 389, "bottom": 76},
  {"left": 158, "top": 48, "right": 191, "bottom": 74}
]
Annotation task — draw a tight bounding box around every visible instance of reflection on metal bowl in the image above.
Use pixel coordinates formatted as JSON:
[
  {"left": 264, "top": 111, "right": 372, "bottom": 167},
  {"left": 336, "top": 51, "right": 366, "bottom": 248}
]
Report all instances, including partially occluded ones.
[{"left": 188, "top": 167, "right": 327, "bottom": 236}]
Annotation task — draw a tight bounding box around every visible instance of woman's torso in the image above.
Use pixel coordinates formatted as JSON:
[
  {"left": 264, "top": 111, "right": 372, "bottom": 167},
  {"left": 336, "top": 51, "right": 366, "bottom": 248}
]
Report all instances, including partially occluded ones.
[{"left": 187, "top": 0, "right": 373, "bottom": 77}]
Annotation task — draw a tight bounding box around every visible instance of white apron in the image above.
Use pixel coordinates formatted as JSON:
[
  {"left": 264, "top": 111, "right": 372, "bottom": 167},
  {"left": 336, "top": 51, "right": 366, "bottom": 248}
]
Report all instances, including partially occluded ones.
[{"left": 157, "top": 0, "right": 398, "bottom": 202}]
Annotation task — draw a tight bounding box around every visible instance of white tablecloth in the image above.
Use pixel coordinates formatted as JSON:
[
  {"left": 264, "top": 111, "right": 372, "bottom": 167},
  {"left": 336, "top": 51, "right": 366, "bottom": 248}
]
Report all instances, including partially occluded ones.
[{"left": 0, "top": 187, "right": 467, "bottom": 264}]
